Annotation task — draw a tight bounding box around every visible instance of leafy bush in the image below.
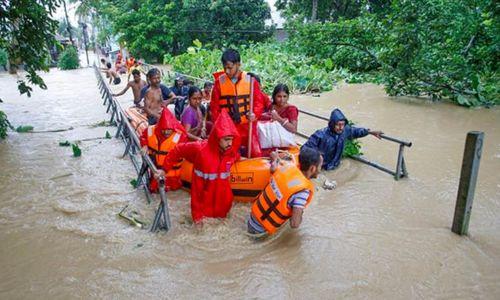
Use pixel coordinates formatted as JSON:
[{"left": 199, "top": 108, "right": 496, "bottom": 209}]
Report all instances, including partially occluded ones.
[
  {"left": 0, "top": 110, "right": 13, "bottom": 139},
  {"left": 0, "top": 48, "right": 7, "bottom": 68},
  {"left": 164, "top": 41, "right": 349, "bottom": 94},
  {"left": 288, "top": 0, "right": 499, "bottom": 107},
  {"left": 57, "top": 46, "right": 79, "bottom": 70}
]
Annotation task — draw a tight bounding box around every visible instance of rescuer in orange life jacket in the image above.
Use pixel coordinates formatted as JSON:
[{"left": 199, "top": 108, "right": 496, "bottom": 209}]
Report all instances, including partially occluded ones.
[
  {"left": 210, "top": 48, "right": 268, "bottom": 157},
  {"left": 140, "top": 108, "right": 188, "bottom": 192},
  {"left": 247, "top": 147, "right": 323, "bottom": 236}
]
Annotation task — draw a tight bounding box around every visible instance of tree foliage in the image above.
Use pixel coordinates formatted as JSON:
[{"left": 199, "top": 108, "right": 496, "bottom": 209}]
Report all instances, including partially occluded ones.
[
  {"left": 0, "top": 0, "right": 61, "bottom": 97},
  {"left": 83, "top": 0, "right": 272, "bottom": 61},
  {"left": 57, "top": 46, "right": 80, "bottom": 69},
  {"left": 288, "top": 0, "right": 499, "bottom": 106},
  {"left": 276, "top": 0, "right": 391, "bottom": 22}
]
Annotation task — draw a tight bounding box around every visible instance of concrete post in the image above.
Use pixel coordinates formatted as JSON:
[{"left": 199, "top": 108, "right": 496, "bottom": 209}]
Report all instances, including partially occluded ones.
[{"left": 452, "top": 131, "right": 484, "bottom": 235}]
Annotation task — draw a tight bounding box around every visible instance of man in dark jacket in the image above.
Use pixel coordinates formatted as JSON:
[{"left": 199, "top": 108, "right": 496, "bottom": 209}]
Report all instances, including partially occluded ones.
[{"left": 303, "top": 108, "right": 383, "bottom": 170}]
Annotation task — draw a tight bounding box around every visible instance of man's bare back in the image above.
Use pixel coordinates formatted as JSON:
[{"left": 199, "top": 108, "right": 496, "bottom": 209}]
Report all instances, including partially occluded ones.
[{"left": 144, "top": 87, "right": 163, "bottom": 124}]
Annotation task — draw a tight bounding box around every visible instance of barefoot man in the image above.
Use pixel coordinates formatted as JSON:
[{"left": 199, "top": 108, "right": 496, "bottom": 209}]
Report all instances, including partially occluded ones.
[
  {"left": 112, "top": 69, "right": 147, "bottom": 106},
  {"left": 144, "top": 82, "right": 165, "bottom": 125}
]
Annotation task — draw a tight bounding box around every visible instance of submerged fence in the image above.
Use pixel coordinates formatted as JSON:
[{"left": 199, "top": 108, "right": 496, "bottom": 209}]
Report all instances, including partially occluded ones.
[
  {"left": 141, "top": 63, "right": 413, "bottom": 180},
  {"left": 94, "top": 64, "right": 171, "bottom": 232}
]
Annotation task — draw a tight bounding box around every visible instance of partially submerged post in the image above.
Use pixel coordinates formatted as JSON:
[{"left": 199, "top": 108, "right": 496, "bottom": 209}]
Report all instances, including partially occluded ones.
[{"left": 452, "top": 131, "right": 484, "bottom": 235}]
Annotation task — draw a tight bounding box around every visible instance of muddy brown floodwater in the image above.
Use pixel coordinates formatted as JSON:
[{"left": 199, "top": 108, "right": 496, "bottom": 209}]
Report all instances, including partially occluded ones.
[{"left": 0, "top": 66, "right": 499, "bottom": 299}]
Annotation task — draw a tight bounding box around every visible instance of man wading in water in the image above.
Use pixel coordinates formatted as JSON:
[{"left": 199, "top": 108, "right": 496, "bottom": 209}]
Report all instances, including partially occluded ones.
[
  {"left": 112, "top": 69, "right": 147, "bottom": 106},
  {"left": 156, "top": 111, "right": 241, "bottom": 227}
]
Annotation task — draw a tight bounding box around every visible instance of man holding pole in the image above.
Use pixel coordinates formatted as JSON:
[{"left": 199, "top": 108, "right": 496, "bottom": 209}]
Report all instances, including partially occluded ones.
[
  {"left": 210, "top": 49, "right": 267, "bottom": 157},
  {"left": 303, "top": 108, "right": 383, "bottom": 170}
]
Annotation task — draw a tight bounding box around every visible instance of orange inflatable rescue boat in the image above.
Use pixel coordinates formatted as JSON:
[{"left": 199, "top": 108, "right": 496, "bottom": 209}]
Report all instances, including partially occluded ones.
[{"left": 125, "top": 106, "right": 300, "bottom": 202}]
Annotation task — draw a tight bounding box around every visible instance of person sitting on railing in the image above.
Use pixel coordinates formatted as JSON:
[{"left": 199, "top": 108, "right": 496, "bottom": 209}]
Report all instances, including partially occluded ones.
[
  {"left": 140, "top": 109, "right": 188, "bottom": 192},
  {"left": 260, "top": 84, "right": 298, "bottom": 134},
  {"left": 302, "top": 108, "right": 383, "bottom": 170},
  {"left": 181, "top": 86, "right": 213, "bottom": 141},
  {"left": 112, "top": 69, "right": 147, "bottom": 106},
  {"left": 156, "top": 110, "right": 241, "bottom": 227},
  {"left": 210, "top": 49, "right": 266, "bottom": 157},
  {"left": 247, "top": 147, "right": 322, "bottom": 237},
  {"left": 103, "top": 62, "right": 121, "bottom": 85}
]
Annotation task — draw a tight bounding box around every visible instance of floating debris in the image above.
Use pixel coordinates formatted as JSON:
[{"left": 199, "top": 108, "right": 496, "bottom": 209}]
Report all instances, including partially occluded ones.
[
  {"left": 71, "top": 143, "right": 81, "bottom": 157},
  {"left": 15, "top": 125, "right": 34, "bottom": 133}
]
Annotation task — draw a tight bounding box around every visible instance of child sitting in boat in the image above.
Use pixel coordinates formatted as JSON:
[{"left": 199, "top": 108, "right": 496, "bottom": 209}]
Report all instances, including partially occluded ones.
[
  {"left": 181, "top": 86, "right": 213, "bottom": 141},
  {"left": 140, "top": 109, "right": 188, "bottom": 192},
  {"left": 247, "top": 147, "right": 322, "bottom": 236}
]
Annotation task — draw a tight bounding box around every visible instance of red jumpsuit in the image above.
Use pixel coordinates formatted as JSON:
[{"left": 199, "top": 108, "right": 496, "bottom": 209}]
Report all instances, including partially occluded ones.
[{"left": 163, "top": 111, "right": 241, "bottom": 223}]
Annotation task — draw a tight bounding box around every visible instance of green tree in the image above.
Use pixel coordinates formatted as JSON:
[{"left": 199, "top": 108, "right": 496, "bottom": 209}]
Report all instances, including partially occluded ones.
[
  {"left": 178, "top": 0, "right": 273, "bottom": 49},
  {"left": 0, "top": 0, "right": 61, "bottom": 96},
  {"left": 288, "top": 0, "right": 499, "bottom": 106},
  {"left": 1, "top": 0, "right": 61, "bottom": 139},
  {"left": 58, "top": 46, "right": 80, "bottom": 69},
  {"left": 276, "top": 0, "right": 390, "bottom": 22}
]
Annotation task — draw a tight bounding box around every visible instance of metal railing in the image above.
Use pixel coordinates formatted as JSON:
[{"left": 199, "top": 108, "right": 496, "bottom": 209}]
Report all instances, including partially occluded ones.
[
  {"left": 139, "top": 67, "right": 412, "bottom": 180},
  {"left": 94, "top": 64, "right": 171, "bottom": 232},
  {"left": 297, "top": 109, "right": 412, "bottom": 180}
]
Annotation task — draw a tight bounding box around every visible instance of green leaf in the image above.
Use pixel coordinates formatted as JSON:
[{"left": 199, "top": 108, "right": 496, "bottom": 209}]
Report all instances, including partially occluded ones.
[
  {"left": 15, "top": 125, "right": 34, "bottom": 133},
  {"left": 72, "top": 143, "right": 82, "bottom": 157},
  {"left": 105, "top": 131, "right": 112, "bottom": 139},
  {"left": 130, "top": 179, "right": 138, "bottom": 188}
]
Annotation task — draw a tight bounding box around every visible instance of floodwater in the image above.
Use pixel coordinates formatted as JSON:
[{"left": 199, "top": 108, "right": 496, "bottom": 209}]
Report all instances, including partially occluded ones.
[{"left": 0, "top": 65, "right": 499, "bottom": 299}]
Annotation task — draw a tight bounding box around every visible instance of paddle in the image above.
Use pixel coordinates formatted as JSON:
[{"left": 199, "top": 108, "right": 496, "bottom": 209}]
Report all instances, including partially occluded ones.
[{"left": 247, "top": 77, "right": 254, "bottom": 158}]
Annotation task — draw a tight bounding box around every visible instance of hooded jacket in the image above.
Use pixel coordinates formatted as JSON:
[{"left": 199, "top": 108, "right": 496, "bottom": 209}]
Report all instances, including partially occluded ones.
[
  {"left": 163, "top": 110, "right": 241, "bottom": 222},
  {"left": 140, "top": 109, "right": 188, "bottom": 191},
  {"left": 303, "top": 109, "right": 368, "bottom": 170}
]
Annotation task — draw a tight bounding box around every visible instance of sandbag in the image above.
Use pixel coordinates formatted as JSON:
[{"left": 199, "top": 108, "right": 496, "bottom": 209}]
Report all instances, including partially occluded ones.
[{"left": 257, "top": 121, "right": 296, "bottom": 149}]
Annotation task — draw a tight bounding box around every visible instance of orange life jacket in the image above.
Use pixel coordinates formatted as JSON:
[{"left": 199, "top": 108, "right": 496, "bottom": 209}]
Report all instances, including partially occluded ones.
[
  {"left": 218, "top": 71, "right": 251, "bottom": 124},
  {"left": 146, "top": 125, "right": 183, "bottom": 175},
  {"left": 251, "top": 164, "right": 314, "bottom": 234}
]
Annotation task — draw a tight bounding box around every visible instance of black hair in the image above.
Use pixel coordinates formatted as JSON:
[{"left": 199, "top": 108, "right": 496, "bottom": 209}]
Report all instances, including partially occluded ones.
[
  {"left": 183, "top": 79, "right": 193, "bottom": 86},
  {"left": 188, "top": 86, "right": 202, "bottom": 99},
  {"left": 106, "top": 62, "right": 112, "bottom": 69},
  {"left": 147, "top": 68, "right": 160, "bottom": 78},
  {"left": 131, "top": 69, "right": 141, "bottom": 76},
  {"left": 299, "top": 146, "right": 321, "bottom": 172},
  {"left": 100, "top": 58, "right": 106, "bottom": 63},
  {"left": 247, "top": 72, "right": 261, "bottom": 84},
  {"left": 272, "top": 83, "right": 289, "bottom": 104},
  {"left": 221, "top": 49, "right": 240, "bottom": 64},
  {"left": 204, "top": 81, "right": 213, "bottom": 89}
]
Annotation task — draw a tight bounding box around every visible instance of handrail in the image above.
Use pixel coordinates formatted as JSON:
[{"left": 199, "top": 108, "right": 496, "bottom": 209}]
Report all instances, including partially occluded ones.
[
  {"left": 93, "top": 63, "right": 171, "bottom": 232},
  {"left": 297, "top": 109, "right": 412, "bottom": 147}
]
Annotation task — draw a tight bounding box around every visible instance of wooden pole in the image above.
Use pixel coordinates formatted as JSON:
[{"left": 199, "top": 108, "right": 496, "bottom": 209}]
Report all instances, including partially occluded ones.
[
  {"left": 451, "top": 131, "right": 484, "bottom": 235},
  {"left": 247, "top": 77, "right": 254, "bottom": 158}
]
